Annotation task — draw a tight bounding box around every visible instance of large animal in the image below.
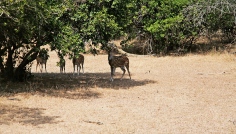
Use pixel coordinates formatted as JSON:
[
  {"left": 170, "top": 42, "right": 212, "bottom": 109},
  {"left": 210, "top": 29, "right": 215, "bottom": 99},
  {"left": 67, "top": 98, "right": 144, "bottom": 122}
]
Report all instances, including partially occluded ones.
[
  {"left": 59, "top": 57, "right": 66, "bottom": 73},
  {"left": 107, "top": 45, "right": 131, "bottom": 81},
  {"left": 72, "top": 54, "right": 84, "bottom": 75},
  {"left": 36, "top": 49, "right": 49, "bottom": 73}
]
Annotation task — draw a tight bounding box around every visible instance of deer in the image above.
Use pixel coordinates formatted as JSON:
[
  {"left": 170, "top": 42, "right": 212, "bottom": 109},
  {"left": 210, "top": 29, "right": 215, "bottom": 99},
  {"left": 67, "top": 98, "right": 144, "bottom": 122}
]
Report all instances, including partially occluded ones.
[
  {"left": 36, "top": 48, "right": 49, "bottom": 73},
  {"left": 36, "top": 55, "right": 47, "bottom": 73},
  {"left": 59, "top": 57, "right": 66, "bottom": 73},
  {"left": 107, "top": 45, "right": 131, "bottom": 81},
  {"left": 56, "top": 51, "right": 66, "bottom": 73},
  {"left": 72, "top": 54, "right": 84, "bottom": 75}
]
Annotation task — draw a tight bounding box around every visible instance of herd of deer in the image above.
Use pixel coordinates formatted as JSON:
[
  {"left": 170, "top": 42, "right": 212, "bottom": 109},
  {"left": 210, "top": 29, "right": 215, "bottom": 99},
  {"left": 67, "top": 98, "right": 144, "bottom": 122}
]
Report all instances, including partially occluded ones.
[{"left": 36, "top": 45, "right": 131, "bottom": 81}]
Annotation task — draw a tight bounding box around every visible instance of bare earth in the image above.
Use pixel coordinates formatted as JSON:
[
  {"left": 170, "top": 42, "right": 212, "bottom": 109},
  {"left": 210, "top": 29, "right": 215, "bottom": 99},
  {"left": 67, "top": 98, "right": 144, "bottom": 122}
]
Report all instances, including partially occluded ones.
[{"left": 0, "top": 51, "right": 236, "bottom": 133}]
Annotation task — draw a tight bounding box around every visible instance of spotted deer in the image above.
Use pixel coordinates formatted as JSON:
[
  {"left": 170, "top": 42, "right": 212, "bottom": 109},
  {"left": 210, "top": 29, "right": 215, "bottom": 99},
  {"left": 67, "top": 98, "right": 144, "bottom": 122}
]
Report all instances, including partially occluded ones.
[
  {"left": 72, "top": 54, "right": 84, "bottom": 75},
  {"left": 36, "top": 55, "right": 47, "bottom": 73},
  {"left": 59, "top": 57, "right": 66, "bottom": 73},
  {"left": 108, "top": 47, "right": 131, "bottom": 81}
]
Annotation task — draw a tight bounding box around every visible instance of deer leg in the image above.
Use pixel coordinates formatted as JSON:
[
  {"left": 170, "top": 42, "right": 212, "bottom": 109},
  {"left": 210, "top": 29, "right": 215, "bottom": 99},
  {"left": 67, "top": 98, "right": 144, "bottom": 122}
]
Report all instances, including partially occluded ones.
[
  {"left": 78, "top": 65, "right": 80, "bottom": 75},
  {"left": 113, "top": 67, "right": 116, "bottom": 75},
  {"left": 110, "top": 66, "right": 115, "bottom": 81},
  {"left": 113, "top": 68, "right": 116, "bottom": 76},
  {"left": 40, "top": 64, "right": 43, "bottom": 73},
  {"left": 128, "top": 70, "right": 131, "bottom": 79},
  {"left": 45, "top": 63, "right": 47, "bottom": 73},
  {"left": 125, "top": 65, "right": 131, "bottom": 79},
  {"left": 75, "top": 65, "right": 78, "bottom": 75},
  {"left": 82, "top": 63, "right": 84, "bottom": 74},
  {"left": 120, "top": 66, "right": 126, "bottom": 79}
]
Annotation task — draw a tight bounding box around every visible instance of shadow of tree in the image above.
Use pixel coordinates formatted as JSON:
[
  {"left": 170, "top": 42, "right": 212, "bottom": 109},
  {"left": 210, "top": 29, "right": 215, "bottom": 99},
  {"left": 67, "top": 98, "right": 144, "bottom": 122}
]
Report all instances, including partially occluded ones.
[
  {"left": 0, "top": 104, "right": 60, "bottom": 126},
  {"left": 66, "top": 72, "right": 156, "bottom": 89},
  {"left": 0, "top": 72, "right": 157, "bottom": 99}
]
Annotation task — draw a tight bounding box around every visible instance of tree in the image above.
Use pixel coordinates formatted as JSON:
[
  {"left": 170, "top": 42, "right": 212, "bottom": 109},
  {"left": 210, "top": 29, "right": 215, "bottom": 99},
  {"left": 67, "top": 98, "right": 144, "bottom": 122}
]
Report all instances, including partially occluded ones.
[
  {"left": 70, "top": 0, "right": 123, "bottom": 49},
  {"left": 0, "top": 0, "right": 73, "bottom": 81},
  {"left": 119, "top": 0, "right": 236, "bottom": 54},
  {"left": 183, "top": 0, "right": 236, "bottom": 43},
  {"left": 115, "top": 0, "right": 191, "bottom": 54},
  {"left": 0, "top": 0, "right": 126, "bottom": 82}
]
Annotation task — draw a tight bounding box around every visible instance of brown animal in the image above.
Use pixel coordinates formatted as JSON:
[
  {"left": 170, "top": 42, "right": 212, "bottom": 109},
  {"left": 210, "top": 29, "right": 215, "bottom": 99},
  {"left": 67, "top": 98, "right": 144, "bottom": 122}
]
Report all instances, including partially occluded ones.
[
  {"left": 36, "top": 56, "right": 47, "bottom": 73},
  {"left": 59, "top": 58, "right": 66, "bottom": 73},
  {"left": 72, "top": 54, "right": 84, "bottom": 75},
  {"left": 108, "top": 47, "right": 131, "bottom": 81}
]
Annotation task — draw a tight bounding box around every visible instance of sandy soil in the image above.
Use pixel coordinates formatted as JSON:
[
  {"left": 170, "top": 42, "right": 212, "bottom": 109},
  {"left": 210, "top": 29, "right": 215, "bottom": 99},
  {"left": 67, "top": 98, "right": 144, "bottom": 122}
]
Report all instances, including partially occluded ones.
[{"left": 0, "top": 51, "right": 236, "bottom": 133}]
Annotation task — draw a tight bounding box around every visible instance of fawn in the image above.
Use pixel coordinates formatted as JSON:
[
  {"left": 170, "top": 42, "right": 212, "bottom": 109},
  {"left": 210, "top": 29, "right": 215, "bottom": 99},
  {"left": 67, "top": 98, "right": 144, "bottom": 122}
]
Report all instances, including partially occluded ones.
[
  {"left": 72, "top": 54, "right": 84, "bottom": 75},
  {"left": 108, "top": 47, "right": 131, "bottom": 81}
]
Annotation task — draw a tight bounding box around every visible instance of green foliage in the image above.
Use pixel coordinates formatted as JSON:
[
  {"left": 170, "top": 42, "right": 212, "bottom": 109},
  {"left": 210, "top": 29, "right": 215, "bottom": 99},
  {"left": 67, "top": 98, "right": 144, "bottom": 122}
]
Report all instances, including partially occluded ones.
[
  {"left": 1, "top": 0, "right": 235, "bottom": 82},
  {"left": 183, "top": 0, "right": 236, "bottom": 40},
  {"left": 132, "top": 0, "right": 191, "bottom": 52},
  {"left": 72, "top": 0, "right": 122, "bottom": 47},
  {"left": 0, "top": 0, "right": 74, "bottom": 81},
  {"left": 0, "top": 0, "right": 125, "bottom": 81}
]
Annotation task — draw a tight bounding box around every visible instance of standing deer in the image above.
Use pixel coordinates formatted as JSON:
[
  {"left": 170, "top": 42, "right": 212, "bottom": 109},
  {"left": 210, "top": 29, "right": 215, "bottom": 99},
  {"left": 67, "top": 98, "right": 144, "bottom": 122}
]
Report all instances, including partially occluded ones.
[
  {"left": 72, "top": 54, "right": 84, "bottom": 75},
  {"left": 59, "top": 57, "right": 66, "bottom": 73},
  {"left": 36, "top": 48, "right": 49, "bottom": 73},
  {"left": 36, "top": 55, "right": 47, "bottom": 73},
  {"left": 56, "top": 51, "right": 66, "bottom": 73},
  {"left": 108, "top": 46, "right": 131, "bottom": 81}
]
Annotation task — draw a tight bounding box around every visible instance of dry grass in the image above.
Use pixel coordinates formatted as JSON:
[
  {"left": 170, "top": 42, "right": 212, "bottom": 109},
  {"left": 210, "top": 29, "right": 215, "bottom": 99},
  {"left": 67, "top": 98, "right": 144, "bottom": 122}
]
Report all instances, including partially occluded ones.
[{"left": 0, "top": 50, "right": 236, "bottom": 133}]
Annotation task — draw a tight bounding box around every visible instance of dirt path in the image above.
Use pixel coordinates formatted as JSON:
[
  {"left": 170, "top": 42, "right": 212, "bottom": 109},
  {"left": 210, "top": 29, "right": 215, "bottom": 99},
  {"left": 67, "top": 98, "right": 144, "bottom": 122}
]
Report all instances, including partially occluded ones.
[{"left": 0, "top": 52, "right": 236, "bottom": 133}]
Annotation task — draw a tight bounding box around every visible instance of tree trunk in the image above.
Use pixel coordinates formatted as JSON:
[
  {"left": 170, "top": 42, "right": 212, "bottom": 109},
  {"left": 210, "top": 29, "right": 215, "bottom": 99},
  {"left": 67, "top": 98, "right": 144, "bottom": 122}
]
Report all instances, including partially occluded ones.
[
  {"left": 14, "top": 51, "right": 38, "bottom": 82},
  {"left": 1, "top": 46, "right": 39, "bottom": 82},
  {"left": 5, "top": 47, "right": 14, "bottom": 81}
]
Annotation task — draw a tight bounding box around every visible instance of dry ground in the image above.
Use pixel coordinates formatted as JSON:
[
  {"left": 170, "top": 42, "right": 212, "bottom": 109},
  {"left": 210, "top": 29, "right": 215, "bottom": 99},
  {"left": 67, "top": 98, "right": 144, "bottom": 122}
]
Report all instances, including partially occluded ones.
[{"left": 0, "top": 51, "right": 236, "bottom": 133}]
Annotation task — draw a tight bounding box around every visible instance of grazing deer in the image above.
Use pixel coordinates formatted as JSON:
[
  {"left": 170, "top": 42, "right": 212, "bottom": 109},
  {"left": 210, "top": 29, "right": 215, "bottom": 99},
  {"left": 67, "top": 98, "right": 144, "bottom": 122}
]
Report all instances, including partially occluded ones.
[
  {"left": 59, "top": 57, "right": 66, "bottom": 73},
  {"left": 36, "top": 55, "right": 47, "bottom": 73},
  {"left": 108, "top": 47, "right": 131, "bottom": 81},
  {"left": 72, "top": 54, "right": 84, "bottom": 75}
]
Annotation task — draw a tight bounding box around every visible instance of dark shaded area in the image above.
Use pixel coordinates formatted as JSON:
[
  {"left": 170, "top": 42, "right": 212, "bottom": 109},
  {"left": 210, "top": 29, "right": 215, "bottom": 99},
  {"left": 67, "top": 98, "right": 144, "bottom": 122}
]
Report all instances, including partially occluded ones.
[
  {"left": 0, "top": 72, "right": 156, "bottom": 99},
  {"left": 0, "top": 104, "right": 60, "bottom": 126}
]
